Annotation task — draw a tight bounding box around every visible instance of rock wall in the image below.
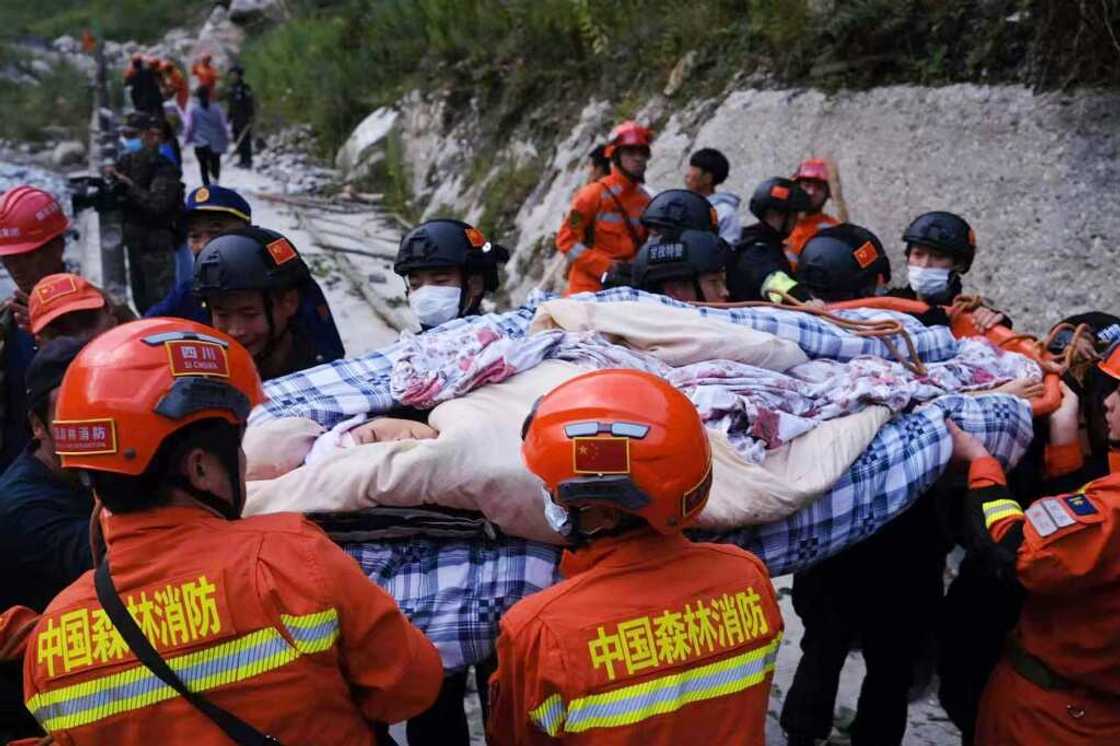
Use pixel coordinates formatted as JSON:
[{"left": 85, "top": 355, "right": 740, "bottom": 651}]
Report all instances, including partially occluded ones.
[{"left": 340, "top": 83, "right": 1120, "bottom": 332}]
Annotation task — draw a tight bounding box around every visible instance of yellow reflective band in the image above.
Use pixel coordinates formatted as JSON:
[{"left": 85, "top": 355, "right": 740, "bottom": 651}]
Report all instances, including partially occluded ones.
[
  {"left": 761, "top": 272, "right": 798, "bottom": 303},
  {"left": 982, "top": 499, "right": 1024, "bottom": 530},
  {"left": 281, "top": 608, "right": 339, "bottom": 654},
  {"left": 26, "top": 609, "right": 338, "bottom": 734},
  {"left": 564, "top": 634, "right": 782, "bottom": 734},
  {"left": 530, "top": 693, "right": 566, "bottom": 737}
]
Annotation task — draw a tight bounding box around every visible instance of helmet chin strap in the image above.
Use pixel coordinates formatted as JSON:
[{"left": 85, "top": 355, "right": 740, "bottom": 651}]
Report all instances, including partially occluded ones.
[{"left": 168, "top": 446, "right": 245, "bottom": 521}]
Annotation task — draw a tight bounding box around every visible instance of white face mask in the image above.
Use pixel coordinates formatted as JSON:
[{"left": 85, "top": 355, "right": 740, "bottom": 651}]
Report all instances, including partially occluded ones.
[
  {"left": 908, "top": 265, "right": 952, "bottom": 299},
  {"left": 409, "top": 285, "right": 462, "bottom": 328},
  {"left": 540, "top": 486, "right": 572, "bottom": 537}
]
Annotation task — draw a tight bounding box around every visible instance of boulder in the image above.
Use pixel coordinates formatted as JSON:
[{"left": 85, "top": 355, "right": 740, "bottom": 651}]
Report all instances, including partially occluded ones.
[
  {"left": 51, "top": 141, "right": 86, "bottom": 168},
  {"left": 229, "top": 0, "right": 282, "bottom": 24},
  {"left": 335, "top": 107, "right": 400, "bottom": 178}
]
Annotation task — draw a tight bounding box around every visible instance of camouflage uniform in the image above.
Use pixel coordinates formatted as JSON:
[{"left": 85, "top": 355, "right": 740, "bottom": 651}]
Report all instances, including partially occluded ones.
[{"left": 115, "top": 147, "right": 183, "bottom": 313}]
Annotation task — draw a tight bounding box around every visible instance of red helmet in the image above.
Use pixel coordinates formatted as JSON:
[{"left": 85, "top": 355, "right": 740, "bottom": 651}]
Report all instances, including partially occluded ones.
[
  {"left": 29, "top": 273, "right": 106, "bottom": 335},
  {"left": 604, "top": 120, "right": 653, "bottom": 157},
  {"left": 53, "top": 318, "right": 265, "bottom": 475},
  {"left": 0, "top": 186, "right": 69, "bottom": 256},
  {"left": 793, "top": 158, "right": 830, "bottom": 183},
  {"left": 522, "top": 369, "right": 711, "bottom": 534}
]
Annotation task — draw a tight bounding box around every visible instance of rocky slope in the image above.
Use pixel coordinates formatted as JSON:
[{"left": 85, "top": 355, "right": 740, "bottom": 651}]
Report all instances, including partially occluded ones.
[{"left": 338, "top": 83, "right": 1120, "bottom": 333}]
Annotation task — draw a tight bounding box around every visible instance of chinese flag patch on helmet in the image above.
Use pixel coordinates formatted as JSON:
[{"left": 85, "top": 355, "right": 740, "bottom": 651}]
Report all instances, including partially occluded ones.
[
  {"left": 770, "top": 185, "right": 790, "bottom": 200},
  {"left": 853, "top": 241, "right": 878, "bottom": 269},
  {"left": 573, "top": 437, "right": 630, "bottom": 474},
  {"left": 465, "top": 227, "right": 487, "bottom": 248},
  {"left": 35, "top": 274, "right": 79, "bottom": 305},
  {"left": 266, "top": 237, "right": 298, "bottom": 266}
]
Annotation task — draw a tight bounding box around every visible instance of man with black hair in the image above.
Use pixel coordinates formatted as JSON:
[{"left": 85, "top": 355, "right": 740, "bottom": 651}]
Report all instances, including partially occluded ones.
[
  {"left": 727, "top": 177, "right": 812, "bottom": 302},
  {"left": 21, "top": 319, "right": 442, "bottom": 743},
  {"left": 586, "top": 144, "right": 610, "bottom": 184},
  {"left": 685, "top": 147, "right": 742, "bottom": 244}
]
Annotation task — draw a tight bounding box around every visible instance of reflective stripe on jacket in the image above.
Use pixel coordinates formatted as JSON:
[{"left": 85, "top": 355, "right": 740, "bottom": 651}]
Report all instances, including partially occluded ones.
[{"left": 23, "top": 505, "right": 442, "bottom": 744}]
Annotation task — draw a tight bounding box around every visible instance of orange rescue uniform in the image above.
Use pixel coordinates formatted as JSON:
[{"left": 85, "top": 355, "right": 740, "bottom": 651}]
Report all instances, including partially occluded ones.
[
  {"left": 487, "top": 530, "right": 782, "bottom": 745},
  {"left": 23, "top": 505, "right": 442, "bottom": 744},
  {"left": 555, "top": 167, "right": 650, "bottom": 295},
  {"left": 784, "top": 212, "right": 838, "bottom": 269},
  {"left": 191, "top": 62, "right": 218, "bottom": 93},
  {"left": 966, "top": 454, "right": 1120, "bottom": 745},
  {"left": 163, "top": 66, "right": 189, "bottom": 110}
]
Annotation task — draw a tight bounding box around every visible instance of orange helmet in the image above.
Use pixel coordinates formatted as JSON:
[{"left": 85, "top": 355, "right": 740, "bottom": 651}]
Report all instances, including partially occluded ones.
[
  {"left": 29, "top": 273, "right": 106, "bottom": 335},
  {"left": 0, "top": 186, "right": 69, "bottom": 256},
  {"left": 52, "top": 318, "right": 265, "bottom": 476},
  {"left": 1099, "top": 345, "right": 1120, "bottom": 381},
  {"left": 793, "top": 158, "right": 830, "bottom": 183},
  {"left": 521, "top": 369, "right": 711, "bottom": 535},
  {"left": 604, "top": 120, "right": 653, "bottom": 158}
]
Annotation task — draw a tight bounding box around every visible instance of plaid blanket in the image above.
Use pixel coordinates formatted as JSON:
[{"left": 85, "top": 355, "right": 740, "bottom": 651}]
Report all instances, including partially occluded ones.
[
  {"left": 253, "top": 289, "right": 959, "bottom": 428},
  {"left": 340, "top": 393, "right": 1031, "bottom": 670},
  {"left": 342, "top": 537, "right": 561, "bottom": 673}
]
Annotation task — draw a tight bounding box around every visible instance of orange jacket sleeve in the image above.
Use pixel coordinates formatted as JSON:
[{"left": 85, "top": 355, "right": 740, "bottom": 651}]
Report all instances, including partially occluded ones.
[
  {"left": 261, "top": 523, "right": 443, "bottom": 724},
  {"left": 1043, "top": 441, "right": 1084, "bottom": 479},
  {"left": 1015, "top": 492, "right": 1115, "bottom": 596},
  {"left": 0, "top": 605, "right": 39, "bottom": 661},
  {"left": 555, "top": 184, "right": 613, "bottom": 279},
  {"left": 487, "top": 616, "right": 568, "bottom": 746}
]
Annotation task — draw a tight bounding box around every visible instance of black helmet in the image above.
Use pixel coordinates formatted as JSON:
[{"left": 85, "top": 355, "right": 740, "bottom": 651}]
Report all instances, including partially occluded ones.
[
  {"left": 902, "top": 211, "right": 976, "bottom": 273},
  {"left": 796, "top": 223, "right": 891, "bottom": 302},
  {"left": 640, "top": 189, "right": 717, "bottom": 239},
  {"left": 194, "top": 226, "right": 310, "bottom": 296},
  {"left": 748, "top": 177, "right": 810, "bottom": 221},
  {"left": 394, "top": 219, "right": 510, "bottom": 292},
  {"left": 632, "top": 230, "right": 730, "bottom": 290}
]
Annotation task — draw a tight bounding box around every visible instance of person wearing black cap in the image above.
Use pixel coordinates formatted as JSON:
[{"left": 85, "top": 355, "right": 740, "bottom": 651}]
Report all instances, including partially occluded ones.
[
  {"left": 194, "top": 226, "right": 344, "bottom": 380},
  {"left": 631, "top": 229, "right": 730, "bottom": 303},
  {"left": 145, "top": 184, "right": 253, "bottom": 322},
  {"left": 727, "top": 177, "right": 813, "bottom": 302},
  {"left": 227, "top": 65, "right": 255, "bottom": 169},
  {"left": 106, "top": 111, "right": 185, "bottom": 314},
  {"left": 0, "top": 337, "right": 94, "bottom": 741}
]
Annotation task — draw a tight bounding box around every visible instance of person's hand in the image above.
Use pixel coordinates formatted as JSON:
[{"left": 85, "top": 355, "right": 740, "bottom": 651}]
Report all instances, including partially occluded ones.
[
  {"left": 349, "top": 417, "right": 438, "bottom": 444},
  {"left": 947, "top": 420, "right": 991, "bottom": 464},
  {"left": 1049, "top": 381, "right": 1081, "bottom": 446},
  {"left": 972, "top": 306, "right": 1007, "bottom": 333},
  {"left": 991, "top": 378, "right": 1046, "bottom": 401},
  {"left": 9, "top": 290, "right": 29, "bottom": 332}
]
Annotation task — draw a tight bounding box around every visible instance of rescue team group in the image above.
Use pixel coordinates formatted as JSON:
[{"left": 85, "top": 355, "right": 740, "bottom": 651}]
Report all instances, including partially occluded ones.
[{"left": 0, "top": 115, "right": 1114, "bottom": 746}]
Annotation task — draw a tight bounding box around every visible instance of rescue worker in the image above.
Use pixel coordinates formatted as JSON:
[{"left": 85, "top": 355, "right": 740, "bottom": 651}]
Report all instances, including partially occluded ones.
[
  {"left": 891, "top": 211, "right": 1008, "bottom": 332},
  {"left": 393, "top": 218, "right": 510, "bottom": 331},
  {"left": 949, "top": 344, "right": 1120, "bottom": 744},
  {"left": 193, "top": 226, "right": 345, "bottom": 381},
  {"left": 0, "top": 186, "right": 69, "bottom": 470},
  {"left": 28, "top": 273, "right": 119, "bottom": 343},
  {"left": 227, "top": 64, "right": 256, "bottom": 169},
  {"left": 21, "top": 318, "right": 443, "bottom": 743},
  {"left": 191, "top": 52, "right": 218, "bottom": 95},
  {"left": 555, "top": 121, "right": 652, "bottom": 294},
  {"left": 631, "top": 229, "right": 730, "bottom": 303},
  {"left": 0, "top": 338, "right": 92, "bottom": 742},
  {"left": 488, "top": 369, "right": 782, "bottom": 744},
  {"left": 727, "top": 177, "right": 813, "bottom": 303},
  {"left": 145, "top": 184, "right": 253, "bottom": 322},
  {"left": 684, "top": 147, "right": 742, "bottom": 243},
  {"left": 794, "top": 223, "right": 891, "bottom": 303},
  {"left": 159, "top": 58, "right": 189, "bottom": 111},
  {"left": 106, "top": 112, "right": 184, "bottom": 315},
  {"left": 124, "top": 54, "right": 163, "bottom": 117},
  {"left": 586, "top": 144, "right": 610, "bottom": 184},
  {"left": 640, "top": 188, "right": 718, "bottom": 242},
  {"left": 785, "top": 158, "right": 840, "bottom": 262},
  {"left": 782, "top": 224, "right": 953, "bottom": 746}
]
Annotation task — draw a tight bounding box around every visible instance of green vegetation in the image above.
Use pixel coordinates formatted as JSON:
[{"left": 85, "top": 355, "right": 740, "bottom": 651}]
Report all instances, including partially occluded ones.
[
  {"left": 0, "top": 54, "right": 91, "bottom": 142},
  {"left": 245, "top": 0, "right": 1119, "bottom": 156},
  {"left": 354, "top": 129, "right": 420, "bottom": 224},
  {"left": 0, "top": 0, "right": 210, "bottom": 43},
  {"left": 476, "top": 157, "right": 543, "bottom": 238}
]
